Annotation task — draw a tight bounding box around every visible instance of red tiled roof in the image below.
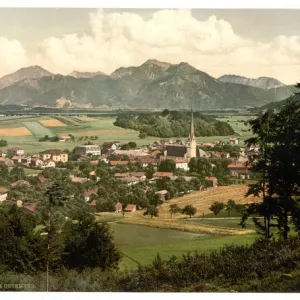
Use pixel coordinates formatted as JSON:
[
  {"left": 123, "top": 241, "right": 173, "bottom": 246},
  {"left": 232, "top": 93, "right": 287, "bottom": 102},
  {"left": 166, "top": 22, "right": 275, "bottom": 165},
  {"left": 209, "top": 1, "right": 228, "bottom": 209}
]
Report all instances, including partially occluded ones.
[
  {"left": 150, "top": 150, "right": 162, "bottom": 157},
  {"left": 130, "top": 172, "right": 145, "bottom": 177},
  {"left": 83, "top": 188, "right": 98, "bottom": 197},
  {"left": 40, "top": 149, "right": 67, "bottom": 155},
  {"left": 125, "top": 204, "right": 136, "bottom": 211},
  {"left": 88, "top": 200, "right": 97, "bottom": 206},
  {"left": 10, "top": 179, "right": 30, "bottom": 187},
  {"left": 205, "top": 176, "right": 218, "bottom": 181},
  {"left": 172, "top": 157, "right": 189, "bottom": 163},
  {"left": 90, "top": 160, "right": 99, "bottom": 165},
  {"left": 153, "top": 172, "right": 174, "bottom": 177},
  {"left": 227, "top": 163, "right": 247, "bottom": 169},
  {"left": 110, "top": 161, "right": 129, "bottom": 166},
  {"left": 24, "top": 203, "right": 37, "bottom": 213},
  {"left": 12, "top": 156, "right": 21, "bottom": 160},
  {"left": 37, "top": 175, "right": 48, "bottom": 183},
  {"left": 71, "top": 177, "right": 88, "bottom": 183},
  {"left": 115, "top": 172, "right": 129, "bottom": 177}
]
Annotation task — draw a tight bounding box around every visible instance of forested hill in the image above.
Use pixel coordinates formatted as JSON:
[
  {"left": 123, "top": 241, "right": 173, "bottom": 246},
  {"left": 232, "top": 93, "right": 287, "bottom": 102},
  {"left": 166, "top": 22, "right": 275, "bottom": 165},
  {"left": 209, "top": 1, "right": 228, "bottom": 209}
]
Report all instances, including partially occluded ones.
[{"left": 114, "top": 110, "right": 235, "bottom": 138}]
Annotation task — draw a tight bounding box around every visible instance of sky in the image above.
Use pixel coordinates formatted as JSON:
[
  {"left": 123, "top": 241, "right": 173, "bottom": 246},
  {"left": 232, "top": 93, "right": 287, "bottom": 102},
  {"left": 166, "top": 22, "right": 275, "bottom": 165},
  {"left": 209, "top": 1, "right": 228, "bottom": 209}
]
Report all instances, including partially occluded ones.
[{"left": 0, "top": 8, "right": 300, "bottom": 84}]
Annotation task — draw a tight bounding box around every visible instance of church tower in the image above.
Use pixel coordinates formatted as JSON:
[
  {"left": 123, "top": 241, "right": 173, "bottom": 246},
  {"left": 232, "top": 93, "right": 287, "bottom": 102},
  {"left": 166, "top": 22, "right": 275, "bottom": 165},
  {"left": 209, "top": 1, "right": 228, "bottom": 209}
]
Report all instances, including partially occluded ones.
[{"left": 186, "top": 107, "right": 197, "bottom": 159}]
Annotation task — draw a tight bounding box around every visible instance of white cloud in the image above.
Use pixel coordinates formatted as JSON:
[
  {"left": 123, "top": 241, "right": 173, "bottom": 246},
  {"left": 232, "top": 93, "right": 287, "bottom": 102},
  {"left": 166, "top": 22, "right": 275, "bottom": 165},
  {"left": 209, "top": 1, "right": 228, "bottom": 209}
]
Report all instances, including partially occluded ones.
[
  {"left": 0, "top": 37, "right": 28, "bottom": 77},
  {"left": 13, "top": 9, "right": 300, "bottom": 83}
]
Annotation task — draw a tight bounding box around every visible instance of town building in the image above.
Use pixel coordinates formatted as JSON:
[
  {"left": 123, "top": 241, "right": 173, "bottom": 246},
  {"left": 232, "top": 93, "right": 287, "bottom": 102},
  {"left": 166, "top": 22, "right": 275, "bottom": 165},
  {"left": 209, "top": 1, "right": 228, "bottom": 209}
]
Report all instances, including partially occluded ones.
[
  {"left": 229, "top": 137, "right": 239, "bottom": 145},
  {"left": 227, "top": 162, "right": 249, "bottom": 178},
  {"left": 30, "top": 157, "right": 44, "bottom": 167},
  {"left": 7, "top": 147, "right": 24, "bottom": 156},
  {"left": 59, "top": 135, "right": 72, "bottom": 142},
  {"left": 164, "top": 109, "right": 197, "bottom": 160},
  {"left": 43, "top": 160, "right": 56, "bottom": 168},
  {"left": 102, "top": 141, "right": 120, "bottom": 152},
  {"left": 155, "top": 190, "right": 170, "bottom": 201},
  {"left": 39, "top": 149, "right": 68, "bottom": 162},
  {"left": 10, "top": 180, "right": 30, "bottom": 188},
  {"left": 0, "top": 157, "right": 15, "bottom": 167},
  {"left": 115, "top": 202, "right": 123, "bottom": 213},
  {"left": 124, "top": 204, "right": 137, "bottom": 212},
  {"left": 74, "top": 145, "right": 101, "bottom": 156},
  {"left": 0, "top": 187, "right": 9, "bottom": 202},
  {"left": 83, "top": 188, "right": 98, "bottom": 202}
]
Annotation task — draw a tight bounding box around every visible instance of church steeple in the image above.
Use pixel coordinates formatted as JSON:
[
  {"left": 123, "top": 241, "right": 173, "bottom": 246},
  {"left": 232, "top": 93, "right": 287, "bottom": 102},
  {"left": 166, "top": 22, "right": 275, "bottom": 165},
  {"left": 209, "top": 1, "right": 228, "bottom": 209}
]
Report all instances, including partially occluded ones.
[
  {"left": 186, "top": 105, "right": 197, "bottom": 159},
  {"left": 189, "top": 106, "right": 195, "bottom": 140}
]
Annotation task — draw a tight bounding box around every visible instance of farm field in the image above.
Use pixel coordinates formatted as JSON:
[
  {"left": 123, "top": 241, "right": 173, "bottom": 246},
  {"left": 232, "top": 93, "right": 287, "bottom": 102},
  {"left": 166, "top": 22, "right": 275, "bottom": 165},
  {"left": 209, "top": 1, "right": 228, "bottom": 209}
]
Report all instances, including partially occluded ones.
[
  {"left": 157, "top": 185, "right": 260, "bottom": 219},
  {"left": 0, "top": 114, "right": 255, "bottom": 154},
  {"left": 0, "top": 127, "right": 32, "bottom": 136},
  {"left": 39, "top": 119, "right": 66, "bottom": 127},
  {"left": 22, "top": 122, "right": 55, "bottom": 138}
]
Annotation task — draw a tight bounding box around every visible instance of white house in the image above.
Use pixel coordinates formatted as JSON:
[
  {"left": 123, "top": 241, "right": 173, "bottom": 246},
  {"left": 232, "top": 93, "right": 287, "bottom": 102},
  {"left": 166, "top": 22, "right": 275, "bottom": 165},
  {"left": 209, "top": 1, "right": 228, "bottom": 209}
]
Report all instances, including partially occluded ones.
[
  {"left": 229, "top": 138, "right": 239, "bottom": 145},
  {"left": 172, "top": 158, "right": 189, "bottom": 171},
  {"left": 74, "top": 145, "right": 101, "bottom": 156},
  {"left": 43, "top": 160, "right": 56, "bottom": 168},
  {"left": 0, "top": 187, "right": 9, "bottom": 202}
]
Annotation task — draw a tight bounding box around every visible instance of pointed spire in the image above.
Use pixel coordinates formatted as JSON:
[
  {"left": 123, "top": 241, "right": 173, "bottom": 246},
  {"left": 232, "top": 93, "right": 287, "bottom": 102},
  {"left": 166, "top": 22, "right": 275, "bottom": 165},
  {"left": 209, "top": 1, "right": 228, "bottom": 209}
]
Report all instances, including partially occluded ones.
[{"left": 189, "top": 103, "right": 195, "bottom": 140}]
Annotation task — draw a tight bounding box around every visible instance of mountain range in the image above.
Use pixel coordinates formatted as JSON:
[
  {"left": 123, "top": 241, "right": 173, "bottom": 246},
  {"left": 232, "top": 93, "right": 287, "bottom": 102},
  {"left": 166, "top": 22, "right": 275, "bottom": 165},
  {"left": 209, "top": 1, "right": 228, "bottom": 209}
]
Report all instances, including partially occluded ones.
[{"left": 0, "top": 60, "right": 297, "bottom": 109}]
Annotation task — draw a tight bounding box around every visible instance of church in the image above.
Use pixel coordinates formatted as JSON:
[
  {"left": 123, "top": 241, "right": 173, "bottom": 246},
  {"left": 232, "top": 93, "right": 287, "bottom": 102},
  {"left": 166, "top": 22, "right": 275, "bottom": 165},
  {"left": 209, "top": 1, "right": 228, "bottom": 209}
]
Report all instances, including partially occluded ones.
[{"left": 163, "top": 109, "right": 197, "bottom": 161}]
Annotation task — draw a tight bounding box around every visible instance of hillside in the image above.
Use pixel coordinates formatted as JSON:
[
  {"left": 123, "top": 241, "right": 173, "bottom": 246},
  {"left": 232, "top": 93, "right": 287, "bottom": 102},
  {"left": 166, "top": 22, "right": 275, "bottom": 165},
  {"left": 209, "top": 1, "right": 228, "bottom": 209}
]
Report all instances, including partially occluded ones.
[
  {"left": 218, "top": 74, "right": 285, "bottom": 90},
  {"left": 0, "top": 60, "right": 297, "bottom": 109},
  {"left": 251, "top": 92, "right": 300, "bottom": 111}
]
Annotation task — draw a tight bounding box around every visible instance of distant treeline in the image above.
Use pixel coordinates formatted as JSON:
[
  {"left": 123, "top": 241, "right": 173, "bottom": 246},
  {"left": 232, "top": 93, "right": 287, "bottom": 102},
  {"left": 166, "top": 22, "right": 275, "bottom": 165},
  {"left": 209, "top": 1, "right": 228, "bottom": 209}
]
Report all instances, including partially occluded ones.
[{"left": 114, "top": 110, "right": 235, "bottom": 138}]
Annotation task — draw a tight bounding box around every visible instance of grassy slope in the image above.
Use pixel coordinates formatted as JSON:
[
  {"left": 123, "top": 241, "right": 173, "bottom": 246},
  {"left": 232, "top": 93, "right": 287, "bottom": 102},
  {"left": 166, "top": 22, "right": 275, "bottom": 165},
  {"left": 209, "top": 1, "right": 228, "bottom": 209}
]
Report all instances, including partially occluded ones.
[{"left": 117, "top": 233, "right": 257, "bottom": 270}]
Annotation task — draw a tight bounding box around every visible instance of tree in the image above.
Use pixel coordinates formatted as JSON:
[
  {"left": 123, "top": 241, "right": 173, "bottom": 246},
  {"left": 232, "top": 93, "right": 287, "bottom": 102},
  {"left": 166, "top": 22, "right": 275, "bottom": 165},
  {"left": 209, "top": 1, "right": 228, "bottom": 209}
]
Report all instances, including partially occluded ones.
[
  {"left": 143, "top": 205, "right": 158, "bottom": 218},
  {"left": 63, "top": 216, "right": 121, "bottom": 270},
  {"left": 0, "top": 139, "right": 7, "bottom": 147},
  {"left": 242, "top": 98, "right": 300, "bottom": 240},
  {"left": 139, "top": 131, "right": 148, "bottom": 139},
  {"left": 226, "top": 199, "right": 236, "bottom": 217},
  {"left": 209, "top": 202, "right": 225, "bottom": 216},
  {"left": 162, "top": 109, "right": 170, "bottom": 117},
  {"left": 0, "top": 205, "right": 45, "bottom": 273},
  {"left": 37, "top": 183, "right": 71, "bottom": 292},
  {"left": 182, "top": 205, "right": 197, "bottom": 218},
  {"left": 169, "top": 204, "right": 181, "bottom": 218},
  {"left": 145, "top": 164, "right": 155, "bottom": 179},
  {"left": 158, "top": 159, "right": 176, "bottom": 173}
]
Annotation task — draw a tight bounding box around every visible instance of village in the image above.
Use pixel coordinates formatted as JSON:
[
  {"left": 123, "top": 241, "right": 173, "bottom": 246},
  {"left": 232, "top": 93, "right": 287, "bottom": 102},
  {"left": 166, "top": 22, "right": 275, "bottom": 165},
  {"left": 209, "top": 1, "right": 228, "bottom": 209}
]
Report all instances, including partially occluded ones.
[{"left": 0, "top": 116, "right": 258, "bottom": 215}]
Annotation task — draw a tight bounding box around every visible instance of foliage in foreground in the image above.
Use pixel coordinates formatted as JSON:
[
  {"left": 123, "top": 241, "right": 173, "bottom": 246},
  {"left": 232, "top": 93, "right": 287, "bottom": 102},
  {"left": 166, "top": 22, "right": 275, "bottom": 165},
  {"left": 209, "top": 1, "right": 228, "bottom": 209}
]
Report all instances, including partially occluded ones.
[{"left": 1, "top": 236, "right": 300, "bottom": 292}]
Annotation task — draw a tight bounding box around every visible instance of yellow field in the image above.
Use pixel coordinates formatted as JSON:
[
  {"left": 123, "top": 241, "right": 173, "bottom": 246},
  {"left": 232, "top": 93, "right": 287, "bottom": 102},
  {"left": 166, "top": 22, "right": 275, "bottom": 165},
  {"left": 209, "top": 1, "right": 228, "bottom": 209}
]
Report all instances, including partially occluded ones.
[
  {"left": 0, "top": 127, "right": 32, "bottom": 136},
  {"left": 39, "top": 119, "right": 66, "bottom": 127},
  {"left": 158, "top": 185, "right": 260, "bottom": 219}
]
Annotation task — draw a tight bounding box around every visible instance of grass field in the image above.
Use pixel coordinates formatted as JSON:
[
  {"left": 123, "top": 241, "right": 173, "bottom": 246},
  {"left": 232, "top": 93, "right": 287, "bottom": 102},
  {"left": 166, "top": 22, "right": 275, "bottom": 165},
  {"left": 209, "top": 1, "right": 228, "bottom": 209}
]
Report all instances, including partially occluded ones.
[
  {"left": 22, "top": 122, "right": 55, "bottom": 138},
  {"left": 0, "top": 114, "right": 255, "bottom": 154},
  {"left": 112, "top": 223, "right": 257, "bottom": 270}
]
